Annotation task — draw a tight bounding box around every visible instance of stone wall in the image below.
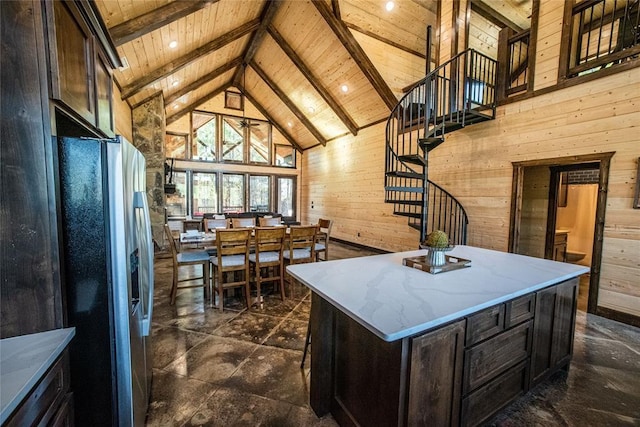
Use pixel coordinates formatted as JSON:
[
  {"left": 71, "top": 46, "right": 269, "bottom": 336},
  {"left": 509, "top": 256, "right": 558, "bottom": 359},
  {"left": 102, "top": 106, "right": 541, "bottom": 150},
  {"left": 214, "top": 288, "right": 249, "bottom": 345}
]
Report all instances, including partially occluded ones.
[{"left": 132, "top": 94, "right": 165, "bottom": 247}]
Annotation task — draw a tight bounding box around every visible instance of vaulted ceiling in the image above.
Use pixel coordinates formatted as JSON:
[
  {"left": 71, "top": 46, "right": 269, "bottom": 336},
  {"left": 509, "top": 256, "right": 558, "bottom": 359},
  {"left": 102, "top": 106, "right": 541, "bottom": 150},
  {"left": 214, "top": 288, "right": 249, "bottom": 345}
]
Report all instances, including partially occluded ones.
[
  {"left": 95, "top": 0, "right": 528, "bottom": 151},
  {"left": 95, "top": 0, "right": 438, "bottom": 150}
]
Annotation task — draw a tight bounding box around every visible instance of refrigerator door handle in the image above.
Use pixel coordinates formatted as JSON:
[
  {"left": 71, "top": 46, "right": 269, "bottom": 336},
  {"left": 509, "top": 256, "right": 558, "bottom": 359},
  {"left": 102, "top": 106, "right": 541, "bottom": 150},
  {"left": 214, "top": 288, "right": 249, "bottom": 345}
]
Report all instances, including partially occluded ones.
[{"left": 133, "top": 191, "right": 154, "bottom": 337}]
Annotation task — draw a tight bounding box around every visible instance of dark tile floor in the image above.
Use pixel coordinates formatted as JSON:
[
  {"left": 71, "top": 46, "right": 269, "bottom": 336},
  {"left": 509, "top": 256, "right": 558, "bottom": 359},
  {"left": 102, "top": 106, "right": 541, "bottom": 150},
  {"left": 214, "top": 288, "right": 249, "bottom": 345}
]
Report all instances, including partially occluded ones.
[{"left": 148, "top": 242, "right": 640, "bottom": 426}]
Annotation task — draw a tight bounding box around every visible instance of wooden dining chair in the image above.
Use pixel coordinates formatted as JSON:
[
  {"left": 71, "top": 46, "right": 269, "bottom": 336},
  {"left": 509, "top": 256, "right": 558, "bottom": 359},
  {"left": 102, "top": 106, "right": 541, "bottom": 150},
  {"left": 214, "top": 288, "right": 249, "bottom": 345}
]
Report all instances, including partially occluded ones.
[
  {"left": 232, "top": 217, "right": 256, "bottom": 228},
  {"left": 203, "top": 217, "right": 229, "bottom": 232},
  {"left": 164, "top": 224, "right": 211, "bottom": 305},
  {"left": 284, "top": 225, "right": 317, "bottom": 266},
  {"left": 258, "top": 216, "right": 282, "bottom": 227},
  {"left": 314, "top": 218, "right": 333, "bottom": 261},
  {"left": 211, "top": 228, "right": 252, "bottom": 312},
  {"left": 249, "top": 226, "right": 286, "bottom": 303}
]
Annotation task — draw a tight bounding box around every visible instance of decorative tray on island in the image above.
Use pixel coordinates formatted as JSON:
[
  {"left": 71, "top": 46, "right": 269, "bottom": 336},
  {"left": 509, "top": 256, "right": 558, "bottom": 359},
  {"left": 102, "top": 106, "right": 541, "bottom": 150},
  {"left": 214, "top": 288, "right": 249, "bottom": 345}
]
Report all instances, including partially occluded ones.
[{"left": 402, "top": 254, "right": 472, "bottom": 274}]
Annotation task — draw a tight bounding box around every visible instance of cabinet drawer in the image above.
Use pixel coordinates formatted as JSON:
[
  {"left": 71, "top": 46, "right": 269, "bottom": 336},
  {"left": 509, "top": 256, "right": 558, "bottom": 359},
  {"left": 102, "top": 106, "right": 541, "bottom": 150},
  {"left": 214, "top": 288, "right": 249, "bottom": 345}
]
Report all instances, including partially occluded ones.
[
  {"left": 465, "top": 304, "right": 505, "bottom": 346},
  {"left": 461, "top": 360, "right": 529, "bottom": 427},
  {"left": 505, "top": 294, "right": 535, "bottom": 328},
  {"left": 463, "top": 320, "right": 532, "bottom": 394}
]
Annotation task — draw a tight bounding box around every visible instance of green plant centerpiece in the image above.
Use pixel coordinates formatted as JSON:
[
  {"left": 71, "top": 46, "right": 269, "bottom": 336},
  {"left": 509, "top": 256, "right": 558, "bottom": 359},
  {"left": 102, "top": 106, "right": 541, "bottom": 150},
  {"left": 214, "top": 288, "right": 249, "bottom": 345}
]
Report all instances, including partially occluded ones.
[{"left": 421, "top": 230, "right": 454, "bottom": 266}]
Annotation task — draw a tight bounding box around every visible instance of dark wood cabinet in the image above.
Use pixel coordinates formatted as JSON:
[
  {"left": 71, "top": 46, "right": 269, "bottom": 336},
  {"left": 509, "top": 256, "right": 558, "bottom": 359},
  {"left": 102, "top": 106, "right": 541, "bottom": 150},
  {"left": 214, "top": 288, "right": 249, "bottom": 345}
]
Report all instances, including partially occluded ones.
[
  {"left": 1, "top": 0, "right": 63, "bottom": 339},
  {"left": 48, "top": 0, "right": 95, "bottom": 125},
  {"left": 530, "top": 277, "right": 578, "bottom": 386},
  {"left": 45, "top": 0, "right": 119, "bottom": 136},
  {"left": 553, "top": 232, "right": 568, "bottom": 262},
  {"left": 310, "top": 278, "right": 580, "bottom": 427},
  {"left": 4, "top": 351, "right": 73, "bottom": 427}
]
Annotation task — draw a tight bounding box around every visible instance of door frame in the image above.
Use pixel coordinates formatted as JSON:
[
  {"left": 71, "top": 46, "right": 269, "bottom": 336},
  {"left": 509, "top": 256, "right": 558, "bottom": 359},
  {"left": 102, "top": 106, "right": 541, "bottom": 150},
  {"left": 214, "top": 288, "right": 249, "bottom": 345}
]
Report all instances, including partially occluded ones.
[{"left": 509, "top": 152, "right": 614, "bottom": 314}]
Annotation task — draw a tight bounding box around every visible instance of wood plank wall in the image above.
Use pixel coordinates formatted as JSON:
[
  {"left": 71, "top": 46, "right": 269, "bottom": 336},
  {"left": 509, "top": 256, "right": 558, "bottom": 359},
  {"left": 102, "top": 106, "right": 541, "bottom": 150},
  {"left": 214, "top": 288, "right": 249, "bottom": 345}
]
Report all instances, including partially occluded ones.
[
  {"left": 303, "top": 2, "right": 639, "bottom": 317},
  {"left": 302, "top": 123, "right": 419, "bottom": 252}
]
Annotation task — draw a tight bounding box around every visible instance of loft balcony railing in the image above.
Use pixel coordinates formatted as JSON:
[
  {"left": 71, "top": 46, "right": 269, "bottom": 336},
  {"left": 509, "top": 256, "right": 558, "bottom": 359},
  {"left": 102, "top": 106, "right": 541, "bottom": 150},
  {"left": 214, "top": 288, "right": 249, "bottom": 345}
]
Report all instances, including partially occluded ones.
[{"left": 569, "top": 0, "right": 640, "bottom": 76}]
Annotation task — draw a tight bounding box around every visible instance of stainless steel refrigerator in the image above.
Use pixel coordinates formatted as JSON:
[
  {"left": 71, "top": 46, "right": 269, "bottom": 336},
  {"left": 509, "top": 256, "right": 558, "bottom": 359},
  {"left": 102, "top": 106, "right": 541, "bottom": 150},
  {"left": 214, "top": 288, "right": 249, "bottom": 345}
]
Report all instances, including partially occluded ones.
[{"left": 58, "top": 136, "right": 154, "bottom": 426}]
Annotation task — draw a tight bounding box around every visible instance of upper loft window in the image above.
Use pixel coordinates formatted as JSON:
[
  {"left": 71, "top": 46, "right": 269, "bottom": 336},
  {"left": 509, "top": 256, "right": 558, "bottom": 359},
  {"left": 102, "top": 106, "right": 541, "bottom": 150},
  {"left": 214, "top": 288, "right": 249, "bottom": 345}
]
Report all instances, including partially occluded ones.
[
  {"left": 564, "top": 0, "right": 640, "bottom": 78},
  {"left": 165, "top": 110, "right": 296, "bottom": 168}
]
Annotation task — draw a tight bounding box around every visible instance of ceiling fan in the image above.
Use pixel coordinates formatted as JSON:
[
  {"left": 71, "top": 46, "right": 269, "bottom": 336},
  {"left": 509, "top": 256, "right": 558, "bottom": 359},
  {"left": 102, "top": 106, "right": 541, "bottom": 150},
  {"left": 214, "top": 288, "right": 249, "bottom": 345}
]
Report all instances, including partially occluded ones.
[{"left": 238, "top": 63, "right": 259, "bottom": 129}]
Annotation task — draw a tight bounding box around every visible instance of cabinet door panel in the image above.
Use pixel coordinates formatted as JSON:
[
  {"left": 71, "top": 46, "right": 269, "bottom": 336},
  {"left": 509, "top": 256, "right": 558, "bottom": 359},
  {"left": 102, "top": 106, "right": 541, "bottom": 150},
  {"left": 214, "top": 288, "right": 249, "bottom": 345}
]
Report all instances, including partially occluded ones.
[
  {"left": 530, "top": 278, "right": 578, "bottom": 386},
  {"left": 408, "top": 320, "right": 465, "bottom": 427},
  {"left": 50, "top": 1, "right": 95, "bottom": 124},
  {"left": 95, "top": 52, "right": 114, "bottom": 136}
]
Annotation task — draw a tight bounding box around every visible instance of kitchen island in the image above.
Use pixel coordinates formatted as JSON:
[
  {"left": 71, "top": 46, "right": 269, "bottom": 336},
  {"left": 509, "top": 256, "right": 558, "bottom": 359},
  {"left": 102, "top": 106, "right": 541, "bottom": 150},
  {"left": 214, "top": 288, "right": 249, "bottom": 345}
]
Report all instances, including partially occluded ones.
[{"left": 287, "top": 246, "right": 589, "bottom": 427}]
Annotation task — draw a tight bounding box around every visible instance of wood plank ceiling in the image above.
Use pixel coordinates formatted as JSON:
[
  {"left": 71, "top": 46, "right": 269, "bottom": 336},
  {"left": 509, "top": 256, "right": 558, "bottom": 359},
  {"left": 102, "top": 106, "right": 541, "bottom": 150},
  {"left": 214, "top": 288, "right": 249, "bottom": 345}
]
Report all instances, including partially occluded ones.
[{"left": 94, "top": 0, "right": 440, "bottom": 150}]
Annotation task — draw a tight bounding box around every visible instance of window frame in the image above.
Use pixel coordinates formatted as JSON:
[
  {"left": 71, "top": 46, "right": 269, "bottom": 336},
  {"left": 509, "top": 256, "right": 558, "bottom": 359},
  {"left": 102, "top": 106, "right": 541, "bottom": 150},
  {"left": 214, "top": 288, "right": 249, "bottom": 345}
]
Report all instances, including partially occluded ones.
[{"left": 559, "top": 0, "right": 640, "bottom": 80}]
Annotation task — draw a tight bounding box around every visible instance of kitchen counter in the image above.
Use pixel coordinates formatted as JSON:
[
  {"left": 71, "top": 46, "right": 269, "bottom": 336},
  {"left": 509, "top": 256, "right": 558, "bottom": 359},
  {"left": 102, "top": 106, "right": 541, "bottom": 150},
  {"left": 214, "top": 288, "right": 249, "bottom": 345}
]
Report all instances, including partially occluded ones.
[
  {"left": 0, "top": 328, "right": 75, "bottom": 424},
  {"left": 287, "top": 245, "right": 588, "bottom": 341},
  {"left": 288, "top": 246, "right": 589, "bottom": 426}
]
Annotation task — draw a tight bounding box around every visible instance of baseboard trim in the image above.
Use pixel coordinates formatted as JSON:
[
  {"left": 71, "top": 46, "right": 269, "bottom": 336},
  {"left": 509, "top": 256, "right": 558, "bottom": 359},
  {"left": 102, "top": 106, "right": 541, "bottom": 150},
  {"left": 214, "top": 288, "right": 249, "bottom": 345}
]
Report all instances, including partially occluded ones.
[
  {"left": 596, "top": 306, "right": 640, "bottom": 328},
  {"left": 330, "top": 237, "right": 390, "bottom": 254}
]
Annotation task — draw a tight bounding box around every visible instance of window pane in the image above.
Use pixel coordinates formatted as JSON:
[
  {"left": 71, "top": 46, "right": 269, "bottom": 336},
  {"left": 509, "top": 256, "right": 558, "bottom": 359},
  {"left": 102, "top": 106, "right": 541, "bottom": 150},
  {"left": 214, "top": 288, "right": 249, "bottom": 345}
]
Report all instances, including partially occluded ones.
[
  {"left": 277, "top": 177, "right": 295, "bottom": 217},
  {"left": 249, "top": 121, "right": 270, "bottom": 164},
  {"left": 222, "top": 117, "right": 244, "bottom": 162},
  {"left": 249, "top": 176, "right": 270, "bottom": 212},
  {"left": 165, "top": 133, "right": 187, "bottom": 158},
  {"left": 274, "top": 144, "right": 295, "bottom": 167},
  {"left": 166, "top": 171, "right": 187, "bottom": 217},
  {"left": 192, "top": 112, "right": 216, "bottom": 161},
  {"left": 192, "top": 172, "right": 218, "bottom": 216},
  {"left": 222, "top": 174, "right": 245, "bottom": 213}
]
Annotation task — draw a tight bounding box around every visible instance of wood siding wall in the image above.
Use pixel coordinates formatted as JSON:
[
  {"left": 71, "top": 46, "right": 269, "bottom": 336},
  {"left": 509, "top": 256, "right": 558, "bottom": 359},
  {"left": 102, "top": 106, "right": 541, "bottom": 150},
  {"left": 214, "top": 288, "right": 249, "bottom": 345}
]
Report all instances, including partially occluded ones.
[
  {"left": 303, "top": 3, "right": 639, "bottom": 317},
  {"left": 302, "top": 123, "right": 419, "bottom": 252}
]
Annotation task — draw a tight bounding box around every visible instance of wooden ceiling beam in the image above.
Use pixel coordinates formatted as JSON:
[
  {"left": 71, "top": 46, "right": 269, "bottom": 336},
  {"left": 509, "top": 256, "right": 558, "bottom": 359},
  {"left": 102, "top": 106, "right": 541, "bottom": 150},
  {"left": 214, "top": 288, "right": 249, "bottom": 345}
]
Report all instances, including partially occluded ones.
[
  {"left": 344, "top": 22, "right": 427, "bottom": 59},
  {"left": 165, "top": 85, "right": 226, "bottom": 126},
  {"left": 232, "top": 0, "right": 283, "bottom": 86},
  {"left": 109, "top": 0, "right": 218, "bottom": 46},
  {"left": 164, "top": 57, "right": 243, "bottom": 107},
  {"left": 267, "top": 26, "right": 359, "bottom": 136},
  {"left": 242, "top": 86, "right": 303, "bottom": 152},
  {"left": 470, "top": 0, "right": 524, "bottom": 33},
  {"left": 250, "top": 61, "right": 327, "bottom": 146},
  {"left": 121, "top": 19, "right": 260, "bottom": 99},
  {"left": 312, "top": 0, "right": 398, "bottom": 111},
  {"left": 332, "top": 0, "right": 341, "bottom": 19}
]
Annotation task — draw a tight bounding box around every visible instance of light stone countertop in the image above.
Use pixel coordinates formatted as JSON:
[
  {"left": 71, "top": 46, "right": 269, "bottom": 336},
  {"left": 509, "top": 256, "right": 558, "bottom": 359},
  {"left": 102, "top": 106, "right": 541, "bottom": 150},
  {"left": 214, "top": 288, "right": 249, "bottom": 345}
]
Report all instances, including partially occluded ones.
[
  {"left": 287, "top": 245, "right": 589, "bottom": 342},
  {"left": 0, "top": 328, "right": 75, "bottom": 424}
]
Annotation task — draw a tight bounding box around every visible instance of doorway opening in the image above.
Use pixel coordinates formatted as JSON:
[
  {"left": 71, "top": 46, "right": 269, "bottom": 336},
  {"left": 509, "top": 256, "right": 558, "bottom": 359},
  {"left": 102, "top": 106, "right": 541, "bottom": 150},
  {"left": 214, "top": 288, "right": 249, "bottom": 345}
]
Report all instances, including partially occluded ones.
[{"left": 509, "top": 153, "right": 614, "bottom": 314}]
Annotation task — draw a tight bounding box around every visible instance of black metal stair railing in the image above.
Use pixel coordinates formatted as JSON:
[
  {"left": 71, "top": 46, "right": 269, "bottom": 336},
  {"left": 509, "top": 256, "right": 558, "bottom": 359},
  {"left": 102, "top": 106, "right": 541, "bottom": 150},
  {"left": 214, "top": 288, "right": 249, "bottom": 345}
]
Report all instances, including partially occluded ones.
[{"left": 384, "top": 49, "right": 497, "bottom": 245}]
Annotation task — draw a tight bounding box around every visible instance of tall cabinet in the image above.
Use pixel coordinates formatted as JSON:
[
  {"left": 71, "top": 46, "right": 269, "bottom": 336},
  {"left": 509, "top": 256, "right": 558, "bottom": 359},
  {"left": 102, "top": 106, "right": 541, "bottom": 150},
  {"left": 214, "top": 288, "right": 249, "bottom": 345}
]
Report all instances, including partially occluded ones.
[{"left": 1, "top": 1, "right": 120, "bottom": 424}]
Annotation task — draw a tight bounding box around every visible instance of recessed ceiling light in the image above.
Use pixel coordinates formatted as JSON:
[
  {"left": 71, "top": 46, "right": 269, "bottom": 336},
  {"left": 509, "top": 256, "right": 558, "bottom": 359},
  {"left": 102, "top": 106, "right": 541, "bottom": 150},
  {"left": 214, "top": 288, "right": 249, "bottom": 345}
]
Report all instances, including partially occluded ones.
[
  {"left": 172, "top": 81, "right": 179, "bottom": 87},
  {"left": 169, "top": 40, "right": 178, "bottom": 49},
  {"left": 287, "top": 122, "right": 293, "bottom": 127},
  {"left": 385, "top": 1, "right": 395, "bottom": 11},
  {"left": 341, "top": 84, "right": 349, "bottom": 93},
  {"left": 308, "top": 106, "right": 315, "bottom": 114},
  {"left": 173, "top": 104, "right": 179, "bottom": 109}
]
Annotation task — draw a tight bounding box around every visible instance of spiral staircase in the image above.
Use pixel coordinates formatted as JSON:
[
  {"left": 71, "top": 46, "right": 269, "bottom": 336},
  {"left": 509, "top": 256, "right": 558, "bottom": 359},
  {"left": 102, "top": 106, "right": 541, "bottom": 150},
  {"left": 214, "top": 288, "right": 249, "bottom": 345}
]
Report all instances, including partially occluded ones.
[{"left": 384, "top": 49, "right": 498, "bottom": 244}]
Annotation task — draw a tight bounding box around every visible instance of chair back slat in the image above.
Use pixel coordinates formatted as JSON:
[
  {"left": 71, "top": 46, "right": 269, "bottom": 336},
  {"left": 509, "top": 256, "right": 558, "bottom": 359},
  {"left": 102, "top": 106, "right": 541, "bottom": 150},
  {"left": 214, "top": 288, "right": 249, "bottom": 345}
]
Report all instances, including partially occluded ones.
[
  {"left": 204, "top": 218, "right": 228, "bottom": 231},
  {"left": 216, "top": 228, "right": 251, "bottom": 257},
  {"left": 232, "top": 217, "right": 256, "bottom": 228},
  {"left": 259, "top": 216, "right": 282, "bottom": 227},
  {"left": 254, "top": 226, "right": 286, "bottom": 254}
]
